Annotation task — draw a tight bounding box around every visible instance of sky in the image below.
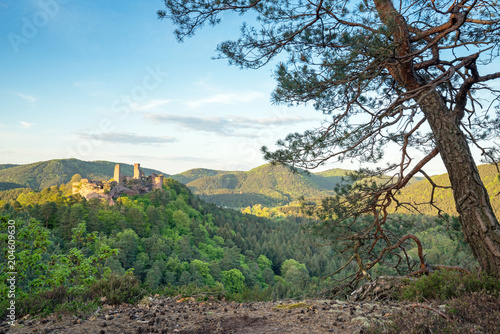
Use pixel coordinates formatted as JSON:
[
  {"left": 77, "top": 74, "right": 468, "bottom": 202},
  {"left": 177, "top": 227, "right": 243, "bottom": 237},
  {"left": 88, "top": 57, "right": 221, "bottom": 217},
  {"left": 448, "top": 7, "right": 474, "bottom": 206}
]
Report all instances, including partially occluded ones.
[{"left": 0, "top": 0, "right": 493, "bottom": 176}]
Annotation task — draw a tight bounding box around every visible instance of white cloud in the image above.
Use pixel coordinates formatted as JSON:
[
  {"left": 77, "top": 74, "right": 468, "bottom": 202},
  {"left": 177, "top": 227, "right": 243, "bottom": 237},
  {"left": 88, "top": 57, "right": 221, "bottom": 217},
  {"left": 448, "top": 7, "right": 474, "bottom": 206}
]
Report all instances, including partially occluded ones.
[
  {"left": 20, "top": 121, "right": 34, "bottom": 129},
  {"left": 233, "top": 116, "right": 315, "bottom": 126},
  {"left": 124, "top": 154, "right": 220, "bottom": 164},
  {"left": 78, "top": 132, "right": 176, "bottom": 145},
  {"left": 133, "top": 99, "right": 173, "bottom": 111},
  {"left": 145, "top": 114, "right": 243, "bottom": 136},
  {"left": 15, "top": 93, "right": 37, "bottom": 103},
  {"left": 185, "top": 91, "right": 266, "bottom": 109},
  {"left": 144, "top": 113, "right": 315, "bottom": 137}
]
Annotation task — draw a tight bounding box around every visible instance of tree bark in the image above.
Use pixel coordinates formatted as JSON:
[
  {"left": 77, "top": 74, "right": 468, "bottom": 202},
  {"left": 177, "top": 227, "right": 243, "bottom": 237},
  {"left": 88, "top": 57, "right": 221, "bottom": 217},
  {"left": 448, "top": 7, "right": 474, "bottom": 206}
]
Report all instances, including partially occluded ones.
[{"left": 419, "top": 90, "right": 500, "bottom": 276}]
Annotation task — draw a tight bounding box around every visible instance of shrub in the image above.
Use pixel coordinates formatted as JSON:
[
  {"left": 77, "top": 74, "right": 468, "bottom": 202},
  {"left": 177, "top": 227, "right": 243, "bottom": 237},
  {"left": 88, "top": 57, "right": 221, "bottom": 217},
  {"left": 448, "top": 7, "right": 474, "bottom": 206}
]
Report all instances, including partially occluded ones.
[
  {"left": 447, "top": 292, "right": 500, "bottom": 333},
  {"left": 10, "top": 286, "right": 97, "bottom": 318},
  {"left": 365, "top": 271, "right": 500, "bottom": 334},
  {"left": 398, "top": 270, "right": 500, "bottom": 302},
  {"left": 90, "top": 272, "right": 143, "bottom": 305},
  {"left": 161, "top": 282, "right": 228, "bottom": 301},
  {"left": 0, "top": 273, "right": 142, "bottom": 319},
  {"left": 16, "top": 286, "right": 71, "bottom": 317},
  {"left": 365, "top": 292, "right": 500, "bottom": 334}
]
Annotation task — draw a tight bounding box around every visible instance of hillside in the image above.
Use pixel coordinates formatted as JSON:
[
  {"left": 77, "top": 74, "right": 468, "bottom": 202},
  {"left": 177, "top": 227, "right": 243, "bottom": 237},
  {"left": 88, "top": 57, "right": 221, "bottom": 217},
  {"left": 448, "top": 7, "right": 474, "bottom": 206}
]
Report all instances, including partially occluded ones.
[
  {"left": 0, "top": 159, "right": 166, "bottom": 190},
  {"left": 172, "top": 164, "right": 347, "bottom": 207},
  {"left": 393, "top": 163, "right": 500, "bottom": 216},
  {"left": 0, "top": 164, "right": 19, "bottom": 171},
  {"left": 172, "top": 168, "right": 227, "bottom": 184}
]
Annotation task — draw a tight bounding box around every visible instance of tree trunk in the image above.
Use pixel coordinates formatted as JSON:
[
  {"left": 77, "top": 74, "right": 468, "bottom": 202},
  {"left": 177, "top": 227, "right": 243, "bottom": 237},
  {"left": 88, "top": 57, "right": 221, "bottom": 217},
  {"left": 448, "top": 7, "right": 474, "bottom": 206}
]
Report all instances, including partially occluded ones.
[
  {"left": 373, "top": 0, "right": 500, "bottom": 276},
  {"left": 420, "top": 90, "right": 500, "bottom": 276}
]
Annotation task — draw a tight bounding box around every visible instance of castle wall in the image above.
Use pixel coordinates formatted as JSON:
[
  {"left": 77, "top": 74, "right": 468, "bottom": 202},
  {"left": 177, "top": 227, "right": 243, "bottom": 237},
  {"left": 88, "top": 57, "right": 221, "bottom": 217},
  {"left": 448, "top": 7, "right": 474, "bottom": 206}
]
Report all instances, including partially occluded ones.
[{"left": 153, "top": 175, "right": 164, "bottom": 190}]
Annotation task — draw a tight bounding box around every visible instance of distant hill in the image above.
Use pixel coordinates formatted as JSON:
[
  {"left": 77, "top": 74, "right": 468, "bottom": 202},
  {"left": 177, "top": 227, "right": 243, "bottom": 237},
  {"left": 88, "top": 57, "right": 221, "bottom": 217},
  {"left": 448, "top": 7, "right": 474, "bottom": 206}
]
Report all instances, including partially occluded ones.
[
  {"left": 0, "top": 159, "right": 166, "bottom": 190},
  {"left": 0, "top": 164, "right": 19, "bottom": 171},
  {"left": 393, "top": 163, "right": 500, "bottom": 216},
  {"left": 169, "top": 164, "right": 351, "bottom": 208},
  {"left": 172, "top": 168, "right": 227, "bottom": 184}
]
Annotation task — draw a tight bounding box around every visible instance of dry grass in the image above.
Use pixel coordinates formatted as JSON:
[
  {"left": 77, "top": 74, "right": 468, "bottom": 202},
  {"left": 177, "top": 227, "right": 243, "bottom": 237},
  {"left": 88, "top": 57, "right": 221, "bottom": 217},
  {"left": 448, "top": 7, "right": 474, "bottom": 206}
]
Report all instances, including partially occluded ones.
[{"left": 365, "top": 292, "right": 500, "bottom": 333}]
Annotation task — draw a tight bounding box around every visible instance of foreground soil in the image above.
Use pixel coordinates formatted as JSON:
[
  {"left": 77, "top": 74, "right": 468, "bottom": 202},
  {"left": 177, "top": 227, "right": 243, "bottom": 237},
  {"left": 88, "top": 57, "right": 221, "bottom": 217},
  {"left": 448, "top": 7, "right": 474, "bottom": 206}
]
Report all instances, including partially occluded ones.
[{"left": 2, "top": 297, "right": 410, "bottom": 334}]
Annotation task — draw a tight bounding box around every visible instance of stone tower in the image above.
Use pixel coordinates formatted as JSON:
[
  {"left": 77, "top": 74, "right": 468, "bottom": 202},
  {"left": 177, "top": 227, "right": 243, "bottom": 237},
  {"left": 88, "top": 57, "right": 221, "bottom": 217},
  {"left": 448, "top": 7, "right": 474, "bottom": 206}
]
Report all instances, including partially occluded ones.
[
  {"left": 134, "top": 163, "right": 141, "bottom": 179},
  {"left": 152, "top": 174, "right": 164, "bottom": 190},
  {"left": 114, "top": 164, "right": 123, "bottom": 183}
]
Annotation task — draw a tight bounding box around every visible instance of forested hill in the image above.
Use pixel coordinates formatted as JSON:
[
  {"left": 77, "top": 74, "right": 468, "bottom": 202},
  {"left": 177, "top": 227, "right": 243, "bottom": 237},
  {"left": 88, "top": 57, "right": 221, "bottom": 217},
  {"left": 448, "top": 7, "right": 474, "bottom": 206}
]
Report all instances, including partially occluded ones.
[
  {"left": 0, "top": 159, "right": 165, "bottom": 190},
  {"left": 172, "top": 168, "right": 228, "bottom": 184},
  {"left": 0, "top": 164, "right": 19, "bottom": 171},
  {"left": 176, "top": 163, "right": 500, "bottom": 212},
  {"left": 393, "top": 163, "right": 500, "bottom": 216},
  {"left": 171, "top": 164, "right": 349, "bottom": 208}
]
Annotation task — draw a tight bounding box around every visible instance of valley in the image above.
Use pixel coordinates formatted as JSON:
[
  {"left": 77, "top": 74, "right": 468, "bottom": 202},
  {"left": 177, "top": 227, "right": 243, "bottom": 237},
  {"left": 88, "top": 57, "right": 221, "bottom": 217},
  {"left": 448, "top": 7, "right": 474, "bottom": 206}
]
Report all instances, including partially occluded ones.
[{"left": 0, "top": 159, "right": 498, "bottom": 333}]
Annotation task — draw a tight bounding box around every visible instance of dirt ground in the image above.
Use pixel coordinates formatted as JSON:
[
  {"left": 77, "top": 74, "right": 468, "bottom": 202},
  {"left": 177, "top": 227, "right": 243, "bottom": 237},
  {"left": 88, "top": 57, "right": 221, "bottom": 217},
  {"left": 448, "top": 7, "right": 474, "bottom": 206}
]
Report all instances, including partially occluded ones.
[{"left": 1, "top": 297, "right": 409, "bottom": 334}]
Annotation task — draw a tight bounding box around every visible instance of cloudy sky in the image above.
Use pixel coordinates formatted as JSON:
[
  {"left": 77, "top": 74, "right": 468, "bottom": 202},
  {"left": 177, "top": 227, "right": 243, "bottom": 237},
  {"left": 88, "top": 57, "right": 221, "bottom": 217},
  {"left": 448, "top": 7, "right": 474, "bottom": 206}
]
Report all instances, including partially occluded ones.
[{"left": 0, "top": 0, "right": 484, "bottom": 175}]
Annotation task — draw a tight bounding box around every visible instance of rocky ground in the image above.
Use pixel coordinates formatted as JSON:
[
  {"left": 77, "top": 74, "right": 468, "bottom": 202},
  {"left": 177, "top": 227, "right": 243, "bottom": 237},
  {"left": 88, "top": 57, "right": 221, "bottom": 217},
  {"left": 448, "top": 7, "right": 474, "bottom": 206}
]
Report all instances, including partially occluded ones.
[{"left": 2, "top": 297, "right": 412, "bottom": 334}]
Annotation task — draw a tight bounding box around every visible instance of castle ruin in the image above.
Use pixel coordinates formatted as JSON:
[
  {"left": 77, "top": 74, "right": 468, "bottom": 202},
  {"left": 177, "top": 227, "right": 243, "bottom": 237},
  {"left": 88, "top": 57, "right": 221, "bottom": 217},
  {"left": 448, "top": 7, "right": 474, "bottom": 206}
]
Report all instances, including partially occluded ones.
[{"left": 73, "top": 163, "right": 164, "bottom": 204}]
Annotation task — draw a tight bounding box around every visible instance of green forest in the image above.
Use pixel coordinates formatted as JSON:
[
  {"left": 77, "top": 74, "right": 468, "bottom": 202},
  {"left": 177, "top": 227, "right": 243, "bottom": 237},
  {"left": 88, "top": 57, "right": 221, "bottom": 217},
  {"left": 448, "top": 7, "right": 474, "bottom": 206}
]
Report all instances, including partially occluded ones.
[{"left": 0, "top": 176, "right": 477, "bottom": 317}]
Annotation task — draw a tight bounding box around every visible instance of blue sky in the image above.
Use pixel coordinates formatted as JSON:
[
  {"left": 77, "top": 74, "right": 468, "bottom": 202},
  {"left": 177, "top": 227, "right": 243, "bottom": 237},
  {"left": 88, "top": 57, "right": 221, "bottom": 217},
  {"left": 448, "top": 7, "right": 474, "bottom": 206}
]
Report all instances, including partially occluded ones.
[
  {"left": 0, "top": 0, "right": 490, "bottom": 176},
  {"left": 0, "top": 0, "right": 330, "bottom": 174}
]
